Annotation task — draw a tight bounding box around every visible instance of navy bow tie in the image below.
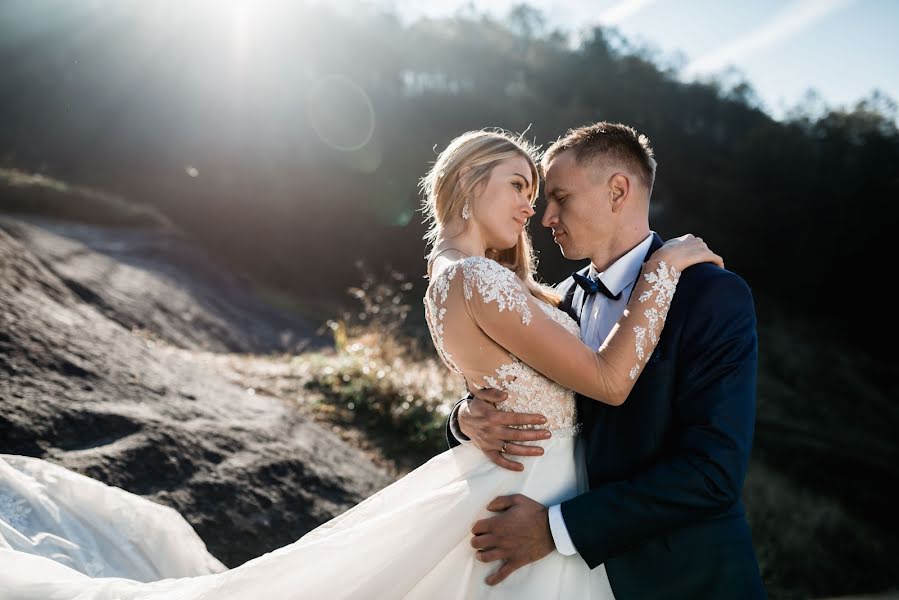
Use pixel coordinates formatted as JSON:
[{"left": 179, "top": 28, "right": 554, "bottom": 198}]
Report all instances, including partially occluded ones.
[{"left": 572, "top": 272, "right": 622, "bottom": 300}]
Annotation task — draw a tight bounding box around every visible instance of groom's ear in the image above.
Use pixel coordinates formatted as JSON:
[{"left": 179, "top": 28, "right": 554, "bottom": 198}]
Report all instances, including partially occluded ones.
[{"left": 608, "top": 173, "right": 630, "bottom": 212}]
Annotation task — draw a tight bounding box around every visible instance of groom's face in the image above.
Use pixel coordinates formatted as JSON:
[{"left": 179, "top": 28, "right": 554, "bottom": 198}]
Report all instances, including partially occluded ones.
[{"left": 541, "top": 150, "right": 615, "bottom": 262}]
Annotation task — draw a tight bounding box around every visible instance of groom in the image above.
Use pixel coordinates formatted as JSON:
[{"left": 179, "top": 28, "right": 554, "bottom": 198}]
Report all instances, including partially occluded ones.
[{"left": 446, "top": 122, "right": 766, "bottom": 598}]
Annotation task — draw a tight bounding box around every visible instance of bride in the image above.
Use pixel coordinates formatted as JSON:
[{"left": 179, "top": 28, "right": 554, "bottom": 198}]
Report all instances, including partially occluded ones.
[{"left": 0, "top": 129, "right": 720, "bottom": 599}]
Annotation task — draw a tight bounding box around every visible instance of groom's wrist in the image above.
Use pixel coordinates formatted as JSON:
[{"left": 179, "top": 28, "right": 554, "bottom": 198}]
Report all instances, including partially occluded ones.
[
  {"left": 449, "top": 396, "right": 472, "bottom": 443},
  {"left": 548, "top": 504, "right": 578, "bottom": 556}
]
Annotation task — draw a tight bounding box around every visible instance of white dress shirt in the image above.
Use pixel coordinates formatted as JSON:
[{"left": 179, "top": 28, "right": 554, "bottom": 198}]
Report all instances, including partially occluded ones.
[
  {"left": 547, "top": 232, "right": 655, "bottom": 556},
  {"left": 449, "top": 233, "right": 656, "bottom": 557}
]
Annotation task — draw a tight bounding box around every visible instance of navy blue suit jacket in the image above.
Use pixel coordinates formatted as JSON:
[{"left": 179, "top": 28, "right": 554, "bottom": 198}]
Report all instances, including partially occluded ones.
[{"left": 557, "top": 233, "right": 764, "bottom": 598}]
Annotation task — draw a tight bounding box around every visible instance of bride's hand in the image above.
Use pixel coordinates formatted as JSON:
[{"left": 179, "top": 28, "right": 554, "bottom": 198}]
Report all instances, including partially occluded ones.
[{"left": 653, "top": 234, "right": 724, "bottom": 272}]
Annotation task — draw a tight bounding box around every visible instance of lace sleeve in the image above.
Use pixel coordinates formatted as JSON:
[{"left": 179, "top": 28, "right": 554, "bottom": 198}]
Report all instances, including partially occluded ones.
[
  {"left": 458, "top": 258, "right": 533, "bottom": 326},
  {"left": 460, "top": 256, "right": 680, "bottom": 406}
]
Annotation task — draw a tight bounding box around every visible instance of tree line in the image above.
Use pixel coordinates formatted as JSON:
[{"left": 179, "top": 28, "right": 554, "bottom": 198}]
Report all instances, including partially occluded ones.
[{"left": 1, "top": 1, "right": 895, "bottom": 351}]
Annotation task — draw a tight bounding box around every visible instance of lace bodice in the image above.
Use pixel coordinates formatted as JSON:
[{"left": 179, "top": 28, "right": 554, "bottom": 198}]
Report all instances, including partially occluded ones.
[
  {"left": 424, "top": 253, "right": 681, "bottom": 435},
  {"left": 482, "top": 301, "right": 582, "bottom": 435},
  {"left": 424, "top": 256, "right": 580, "bottom": 435}
]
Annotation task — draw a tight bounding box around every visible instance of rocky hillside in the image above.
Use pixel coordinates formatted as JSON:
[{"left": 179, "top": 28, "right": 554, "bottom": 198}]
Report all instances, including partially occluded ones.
[
  {"left": 0, "top": 215, "right": 393, "bottom": 567},
  {"left": 1, "top": 213, "right": 327, "bottom": 353}
]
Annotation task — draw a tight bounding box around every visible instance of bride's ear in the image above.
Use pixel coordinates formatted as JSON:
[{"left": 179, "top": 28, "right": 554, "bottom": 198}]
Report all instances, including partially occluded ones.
[{"left": 458, "top": 165, "right": 485, "bottom": 200}]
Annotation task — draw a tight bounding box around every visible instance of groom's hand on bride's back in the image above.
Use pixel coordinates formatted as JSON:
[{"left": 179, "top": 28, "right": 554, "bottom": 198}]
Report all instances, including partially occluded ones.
[{"left": 460, "top": 388, "right": 551, "bottom": 472}]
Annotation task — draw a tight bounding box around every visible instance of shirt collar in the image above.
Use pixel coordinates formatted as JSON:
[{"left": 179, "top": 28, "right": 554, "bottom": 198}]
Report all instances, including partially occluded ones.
[{"left": 588, "top": 232, "right": 655, "bottom": 297}]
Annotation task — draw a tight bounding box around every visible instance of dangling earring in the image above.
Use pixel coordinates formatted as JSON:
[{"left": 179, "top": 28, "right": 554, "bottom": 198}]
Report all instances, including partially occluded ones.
[{"left": 462, "top": 198, "right": 472, "bottom": 220}]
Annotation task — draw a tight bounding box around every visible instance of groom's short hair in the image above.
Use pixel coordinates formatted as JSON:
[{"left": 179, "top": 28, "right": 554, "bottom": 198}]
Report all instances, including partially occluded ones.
[{"left": 542, "top": 122, "right": 657, "bottom": 194}]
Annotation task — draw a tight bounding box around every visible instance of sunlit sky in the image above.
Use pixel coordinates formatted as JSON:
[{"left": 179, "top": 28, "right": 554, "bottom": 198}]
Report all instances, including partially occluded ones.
[{"left": 366, "top": 0, "right": 898, "bottom": 120}]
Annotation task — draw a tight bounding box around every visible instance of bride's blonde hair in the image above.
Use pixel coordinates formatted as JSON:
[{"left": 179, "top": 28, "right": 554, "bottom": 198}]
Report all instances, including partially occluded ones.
[{"left": 420, "top": 129, "right": 561, "bottom": 306}]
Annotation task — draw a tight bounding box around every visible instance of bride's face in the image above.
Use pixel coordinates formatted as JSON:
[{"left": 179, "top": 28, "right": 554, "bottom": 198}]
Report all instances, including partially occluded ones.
[{"left": 471, "top": 156, "right": 536, "bottom": 251}]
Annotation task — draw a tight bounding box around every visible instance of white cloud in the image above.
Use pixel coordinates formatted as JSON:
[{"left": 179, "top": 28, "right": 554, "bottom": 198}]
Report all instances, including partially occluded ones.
[
  {"left": 685, "top": 0, "right": 856, "bottom": 77},
  {"left": 597, "top": 0, "right": 659, "bottom": 26}
]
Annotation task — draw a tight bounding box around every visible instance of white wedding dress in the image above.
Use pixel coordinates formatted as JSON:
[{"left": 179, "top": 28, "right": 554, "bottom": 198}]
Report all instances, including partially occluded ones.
[{"left": 0, "top": 255, "right": 680, "bottom": 599}]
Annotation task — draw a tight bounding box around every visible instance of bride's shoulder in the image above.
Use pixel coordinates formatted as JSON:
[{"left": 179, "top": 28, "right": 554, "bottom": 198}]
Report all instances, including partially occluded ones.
[
  {"left": 433, "top": 256, "right": 520, "bottom": 290},
  {"left": 428, "top": 256, "right": 526, "bottom": 304}
]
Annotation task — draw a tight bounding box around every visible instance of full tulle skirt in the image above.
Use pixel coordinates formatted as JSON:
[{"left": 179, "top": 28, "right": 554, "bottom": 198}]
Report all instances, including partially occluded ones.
[
  {"left": 0, "top": 437, "right": 614, "bottom": 599},
  {"left": 0, "top": 454, "right": 226, "bottom": 582}
]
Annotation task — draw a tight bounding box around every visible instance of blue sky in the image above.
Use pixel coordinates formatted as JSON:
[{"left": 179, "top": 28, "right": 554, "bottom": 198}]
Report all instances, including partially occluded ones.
[{"left": 372, "top": 0, "right": 898, "bottom": 120}]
